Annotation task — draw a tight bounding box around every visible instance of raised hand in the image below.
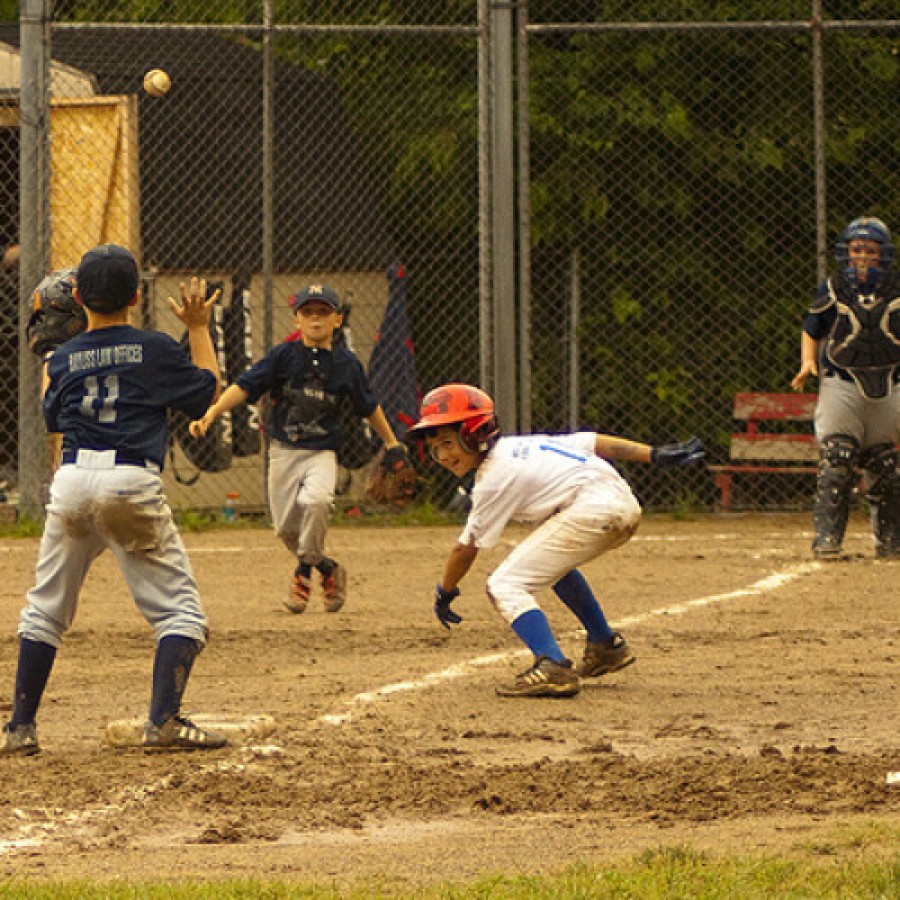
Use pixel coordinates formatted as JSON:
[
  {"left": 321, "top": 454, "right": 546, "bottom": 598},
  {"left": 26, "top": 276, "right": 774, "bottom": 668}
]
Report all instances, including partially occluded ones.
[{"left": 169, "top": 277, "right": 221, "bottom": 329}]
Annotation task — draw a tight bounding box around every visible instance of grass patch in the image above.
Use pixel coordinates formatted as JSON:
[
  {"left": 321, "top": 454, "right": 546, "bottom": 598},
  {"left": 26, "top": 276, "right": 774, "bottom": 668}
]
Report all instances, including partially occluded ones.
[
  {"left": 0, "top": 515, "right": 44, "bottom": 539},
  {"left": 0, "top": 841, "right": 897, "bottom": 898}
]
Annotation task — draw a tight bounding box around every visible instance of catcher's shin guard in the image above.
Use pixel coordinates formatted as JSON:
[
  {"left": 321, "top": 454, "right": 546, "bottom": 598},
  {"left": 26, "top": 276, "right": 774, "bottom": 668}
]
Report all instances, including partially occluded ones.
[
  {"left": 812, "top": 434, "right": 859, "bottom": 558},
  {"left": 861, "top": 443, "right": 900, "bottom": 558}
]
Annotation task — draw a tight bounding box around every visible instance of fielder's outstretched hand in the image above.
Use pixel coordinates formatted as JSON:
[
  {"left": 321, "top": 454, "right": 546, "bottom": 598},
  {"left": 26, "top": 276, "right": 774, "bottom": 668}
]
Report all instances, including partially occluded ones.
[
  {"left": 169, "top": 277, "right": 221, "bottom": 329},
  {"left": 434, "top": 584, "right": 462, "bottom": 629},
  {"left": 651, "top": 437, "right": 706, "bottom": 466}
]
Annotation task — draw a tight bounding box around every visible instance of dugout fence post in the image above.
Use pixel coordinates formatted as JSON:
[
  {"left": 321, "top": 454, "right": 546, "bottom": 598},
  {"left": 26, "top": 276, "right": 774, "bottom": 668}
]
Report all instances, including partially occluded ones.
[
  {"left": 261, "top": 0, "right": 275, "bottom": 514},
  {"left": 489, "top": 0, "right": 517, "bottom": 432},
  {"left": 516, "top": 0, "right": 532, "bottom": 433},
  {"left": 810, "top": 0, "right": 828, "bottom": 284},
  {"left": 17, "top": 0, "right": 52, "bottom": 520},
  {"left": 478, "top": 0, "right": 493, "bottom": 398}
]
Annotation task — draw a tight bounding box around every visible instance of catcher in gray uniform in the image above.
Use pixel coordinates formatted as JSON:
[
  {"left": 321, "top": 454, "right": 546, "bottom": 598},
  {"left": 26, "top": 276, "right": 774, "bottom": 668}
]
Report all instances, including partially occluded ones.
[{"left": 792, "top": 216, "right": 900, "bottom": 559}]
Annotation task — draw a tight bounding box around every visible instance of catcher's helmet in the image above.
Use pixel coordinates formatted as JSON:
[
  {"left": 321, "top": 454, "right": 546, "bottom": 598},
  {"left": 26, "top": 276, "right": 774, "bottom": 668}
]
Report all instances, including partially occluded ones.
[
  {"left": 407, "top": 383, "right": 500, "bottom": 453},
  {"left": 834, "top": 216, "right": 894, "bottom": 277},
  {"left": 32, "top": 268, "right": 77, "bottom": 311}
]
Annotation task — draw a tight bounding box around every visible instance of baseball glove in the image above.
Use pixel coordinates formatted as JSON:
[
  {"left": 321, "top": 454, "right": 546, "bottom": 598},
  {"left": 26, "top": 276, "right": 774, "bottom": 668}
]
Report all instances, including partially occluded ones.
[
  {"left": 365, "top": 444, "right": 418, "bottom": 508},
  {"left": 26, "top": 269, "right": 86, "bottom": 357}
]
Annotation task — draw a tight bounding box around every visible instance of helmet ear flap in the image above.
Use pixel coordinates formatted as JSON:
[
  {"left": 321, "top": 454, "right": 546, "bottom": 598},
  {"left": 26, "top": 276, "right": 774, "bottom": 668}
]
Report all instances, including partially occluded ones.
[{"left": 459, "top": 413, "right": 500, "bottom": 453}]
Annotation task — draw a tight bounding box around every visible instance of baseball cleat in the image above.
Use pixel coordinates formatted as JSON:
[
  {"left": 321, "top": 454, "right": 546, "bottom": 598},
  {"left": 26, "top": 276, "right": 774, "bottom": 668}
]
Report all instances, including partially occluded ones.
[
  {"left": 322, "top": 562, "right": 347, "bottom": 613},
  {"left": 141, "top": 715, "right": 228, "bottom": 750},
  {"left": 0, "top": 722, "right": 40, "bottom": 756},
  {"left": 578, "top": 632, "right": 636, "bottom": 678},
  {"left": 813, "top": 547, "right": 844, "bottom": 561},
  {"left": 284, "top": 571, "right": 311, "bottom": 614},
  {"left": 496, "top": 656, "right": 580, "bottom": 698},
  {"left": 812, "top": 534, "right": 844, "bottom": 560}
]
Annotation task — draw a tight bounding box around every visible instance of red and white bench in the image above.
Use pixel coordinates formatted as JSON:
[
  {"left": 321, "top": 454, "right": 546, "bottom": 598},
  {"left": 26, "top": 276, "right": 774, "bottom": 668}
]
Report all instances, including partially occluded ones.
[{"left": 709, "top": 392, "right": 818, "bottom": 510}]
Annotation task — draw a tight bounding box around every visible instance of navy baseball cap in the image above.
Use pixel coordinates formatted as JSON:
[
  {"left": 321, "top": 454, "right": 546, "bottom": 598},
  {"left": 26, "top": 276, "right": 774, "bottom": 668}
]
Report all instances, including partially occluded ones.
[
  {"left": 289, "top": 283, "right": 340, "bottom": 312},
  {"left": 76, "top": 243, "right": 139, "bottom": 312}
]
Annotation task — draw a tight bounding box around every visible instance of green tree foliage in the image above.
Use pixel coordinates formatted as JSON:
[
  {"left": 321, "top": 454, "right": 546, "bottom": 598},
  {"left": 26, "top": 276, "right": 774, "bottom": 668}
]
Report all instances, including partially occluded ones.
[{"left": 45, "top": 2, "right": 900, "bottom": 462}]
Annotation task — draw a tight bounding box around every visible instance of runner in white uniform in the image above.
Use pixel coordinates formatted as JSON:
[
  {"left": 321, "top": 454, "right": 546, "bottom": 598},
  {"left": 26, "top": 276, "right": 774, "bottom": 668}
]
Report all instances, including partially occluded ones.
[{"left": 407, "top": 383, "right": 705, "bottom": 698}]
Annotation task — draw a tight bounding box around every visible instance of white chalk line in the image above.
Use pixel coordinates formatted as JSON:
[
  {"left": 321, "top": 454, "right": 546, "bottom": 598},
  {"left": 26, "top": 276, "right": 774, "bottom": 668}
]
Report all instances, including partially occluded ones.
[
  {"left": 0, "top": 559, "right": 818, "bottom": 856},
  {"left": 317, "top": 561, "right": 820, "bottom": 727}
]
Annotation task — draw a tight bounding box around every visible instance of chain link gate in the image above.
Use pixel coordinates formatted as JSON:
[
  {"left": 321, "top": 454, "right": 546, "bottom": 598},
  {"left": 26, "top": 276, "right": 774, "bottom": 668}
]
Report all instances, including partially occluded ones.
[
  {"left": 2, "top": 2, "right": 898, "bottom": 519},
  {"left": 521, "top": 2, "right": 899, "bottom": 511},
  {"left": 5, "top": 2, "right": 485, "bottom": 518}
]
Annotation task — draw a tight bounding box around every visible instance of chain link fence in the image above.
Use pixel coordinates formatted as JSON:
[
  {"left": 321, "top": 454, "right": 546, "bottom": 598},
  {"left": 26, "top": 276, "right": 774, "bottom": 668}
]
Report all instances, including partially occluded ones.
[{"left": 1, "top": 2, "right": 897, "bottom": 518}]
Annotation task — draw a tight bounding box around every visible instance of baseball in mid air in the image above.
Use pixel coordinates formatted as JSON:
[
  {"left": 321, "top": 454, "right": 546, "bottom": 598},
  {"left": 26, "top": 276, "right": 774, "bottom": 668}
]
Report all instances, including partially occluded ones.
[{"left": 143, "top": 69, "right": 171, "bottom": 98}]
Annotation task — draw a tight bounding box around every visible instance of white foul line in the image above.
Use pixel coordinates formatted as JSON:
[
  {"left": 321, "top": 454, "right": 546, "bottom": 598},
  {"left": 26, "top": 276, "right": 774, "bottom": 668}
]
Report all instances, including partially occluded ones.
[{"left": 318, "top": 561, "right": 820, "bottom": 726}]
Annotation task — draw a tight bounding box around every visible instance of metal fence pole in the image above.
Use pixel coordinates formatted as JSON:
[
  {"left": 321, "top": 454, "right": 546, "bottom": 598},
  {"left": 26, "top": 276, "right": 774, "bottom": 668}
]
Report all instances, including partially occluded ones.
[
  {"left": 516, "top": 0, "right": 531, "bottom": 432},
  {"left": 260, "top": 0, "right": 274, "bottom": 512},
  {"left": 478, "top": 0, "right": 492, "bottom": 395},
  {"left": 262, "top": 0, "right": 274, "bottom": 354},
  {"left": 18, "top": 0, "right": 52, "bottom": 520},
  {"left": 811, "top": 0, "right": 828, "bottom": 282},
  {"left": 490, "top": 0, "right": 517, "bottom": 431},
  {"left": 568, "top": 249, "right": 580, "bottom": 432}
]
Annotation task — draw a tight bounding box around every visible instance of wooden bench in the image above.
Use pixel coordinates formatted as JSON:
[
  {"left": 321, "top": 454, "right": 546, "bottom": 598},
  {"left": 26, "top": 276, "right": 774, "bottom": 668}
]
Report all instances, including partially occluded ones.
[{"left": 709, "top": 392, "right": 819, "bottom": 510}]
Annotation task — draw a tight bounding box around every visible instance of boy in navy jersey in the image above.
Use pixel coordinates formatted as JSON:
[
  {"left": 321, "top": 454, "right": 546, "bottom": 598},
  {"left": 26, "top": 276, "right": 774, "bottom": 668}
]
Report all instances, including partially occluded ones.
[
  {"left": 191, "top": 284, "right": 405, "bottom": 614},
  {"left": 2, "top": 244, "right": 227, "bottom": 754}
]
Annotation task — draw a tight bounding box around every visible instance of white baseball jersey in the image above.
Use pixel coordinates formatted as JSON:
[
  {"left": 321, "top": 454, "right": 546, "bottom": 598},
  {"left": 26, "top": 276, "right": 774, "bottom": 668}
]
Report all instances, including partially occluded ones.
[{"left": 460, "top": 432, "right": 636, "bottom": 550}]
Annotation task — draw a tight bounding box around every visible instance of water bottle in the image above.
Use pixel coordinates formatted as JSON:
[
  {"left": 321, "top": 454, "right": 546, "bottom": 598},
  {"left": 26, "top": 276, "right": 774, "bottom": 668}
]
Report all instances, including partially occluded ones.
[{"left": 223, "top": 491, "right": 240, "bottom": 522}]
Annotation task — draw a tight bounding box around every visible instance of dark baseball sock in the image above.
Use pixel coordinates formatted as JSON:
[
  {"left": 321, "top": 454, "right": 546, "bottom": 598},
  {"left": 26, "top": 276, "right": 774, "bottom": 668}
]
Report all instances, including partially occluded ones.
[
  {"left": 316, "top": 557, "right": 336, "bottom": 577},
  {"left": 9, "top": 638, "right": 57, "bottom": 727},
  {"left": 510, "top": 609, "right": 566, "bottom": 663},
  {"left": 296, "top": 561, "right": 313, "bottom": 579},
  {"left": 553, "top": 569, "right": 614, "bottom": 643},
  {"left": 149, "top": 635, "right": 200, "bottom": 727}
]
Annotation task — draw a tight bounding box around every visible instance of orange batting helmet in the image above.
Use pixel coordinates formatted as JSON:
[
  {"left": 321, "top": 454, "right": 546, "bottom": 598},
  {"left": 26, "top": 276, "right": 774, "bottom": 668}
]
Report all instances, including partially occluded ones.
[{"left": 407, "top": 383, "right": 500, "bottom": 453}]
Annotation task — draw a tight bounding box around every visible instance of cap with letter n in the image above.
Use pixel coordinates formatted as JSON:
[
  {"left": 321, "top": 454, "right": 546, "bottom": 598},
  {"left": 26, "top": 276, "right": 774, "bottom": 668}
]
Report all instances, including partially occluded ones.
[
  {"left": 289, "top": 283, "right": 340, "bottom": 312},
  {"left": 76, "top": 243, "right": 140, "bottom": 313}
]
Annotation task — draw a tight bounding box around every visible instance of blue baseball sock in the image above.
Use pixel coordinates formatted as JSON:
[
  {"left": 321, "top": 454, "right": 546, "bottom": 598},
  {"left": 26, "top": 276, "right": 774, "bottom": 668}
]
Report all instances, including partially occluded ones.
[
  {"left": 149, "top": 635, "right": 200, "bottom": 726},
  {"left": 510, "top": 609, "right": 566, "bottom": 662},
  {"left": 10, "top": 638, "right": 57, "bottom": 727},
  {"left": 553, "top": 570, "right": 614, "bottom": 643}
]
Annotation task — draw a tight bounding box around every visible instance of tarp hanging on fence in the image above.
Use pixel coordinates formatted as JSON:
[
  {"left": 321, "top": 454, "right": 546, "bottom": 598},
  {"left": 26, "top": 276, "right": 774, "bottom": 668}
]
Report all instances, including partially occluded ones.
[{"left": 367, "top": 264, "right": 419, "bottom": 441}]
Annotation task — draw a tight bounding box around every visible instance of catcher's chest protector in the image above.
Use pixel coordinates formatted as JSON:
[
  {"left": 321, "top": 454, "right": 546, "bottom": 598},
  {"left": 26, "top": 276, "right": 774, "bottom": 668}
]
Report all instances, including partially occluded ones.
[{"left": 824, "top": 273, "right": 900, "bottom": 399}]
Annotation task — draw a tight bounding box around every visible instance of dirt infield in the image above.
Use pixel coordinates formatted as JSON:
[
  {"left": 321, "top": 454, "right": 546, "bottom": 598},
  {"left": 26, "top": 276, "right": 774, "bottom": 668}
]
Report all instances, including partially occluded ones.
[{"left": 0, "top": 512, "right": 897, "bottom": 886}]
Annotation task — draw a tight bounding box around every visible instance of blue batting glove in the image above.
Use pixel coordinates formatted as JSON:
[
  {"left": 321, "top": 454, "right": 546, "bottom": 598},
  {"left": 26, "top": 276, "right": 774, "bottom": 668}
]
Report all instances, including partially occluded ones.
[
  {"left": 434, "top": 584, "right": 462, "bottom": 629},
  {"left": 651, "top": 437, "right": 706, "bottom": 466}
]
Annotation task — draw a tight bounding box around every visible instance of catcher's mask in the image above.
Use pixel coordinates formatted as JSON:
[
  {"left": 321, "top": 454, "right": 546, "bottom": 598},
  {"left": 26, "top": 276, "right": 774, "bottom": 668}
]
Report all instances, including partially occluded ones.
[
  {"left": 407, "top": 383, "right": 500, "bottom": 454},
  {"left": 33, "top": 268, "right": 77, "bottom": 312},
  {"left": 834, "top": 216, "right": 894, "bottom": 287}
]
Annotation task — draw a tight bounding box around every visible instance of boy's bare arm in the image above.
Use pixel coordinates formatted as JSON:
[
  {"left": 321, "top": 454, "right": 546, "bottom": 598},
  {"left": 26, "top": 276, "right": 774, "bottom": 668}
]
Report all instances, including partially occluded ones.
[
  {"left": 190, "top": 384, "right": 249, "bottom": 437},
  {"left": 596, "top": 433, "right": 706, "bottom": 467},
  {"left": 440, "top": 541, "right": 479, "bottom": 593},
  {"left": 792, "top": 332, "right": 820, "bottom": 391},
  {"left": 365, "top": 406, "right": 400, "bottom": 448},
  {"left": 594, "top": 435, "right": 653, "bottom": 463}
]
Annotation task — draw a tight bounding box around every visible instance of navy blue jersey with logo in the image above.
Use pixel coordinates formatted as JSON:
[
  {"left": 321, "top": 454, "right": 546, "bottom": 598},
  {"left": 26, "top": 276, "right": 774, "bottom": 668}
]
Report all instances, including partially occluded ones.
[
  {"left": 44, "top": 324, "right": 217, "bottom": 468},
  {"left": 236, "top": 341, "right": 377, "bottom": 451}
]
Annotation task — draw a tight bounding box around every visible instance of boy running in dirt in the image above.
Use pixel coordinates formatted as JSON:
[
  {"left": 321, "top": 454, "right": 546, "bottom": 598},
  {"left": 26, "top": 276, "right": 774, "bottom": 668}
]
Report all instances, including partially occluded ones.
[{"left": 407, "top": 383, "right": 704, "bottom": 698}]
